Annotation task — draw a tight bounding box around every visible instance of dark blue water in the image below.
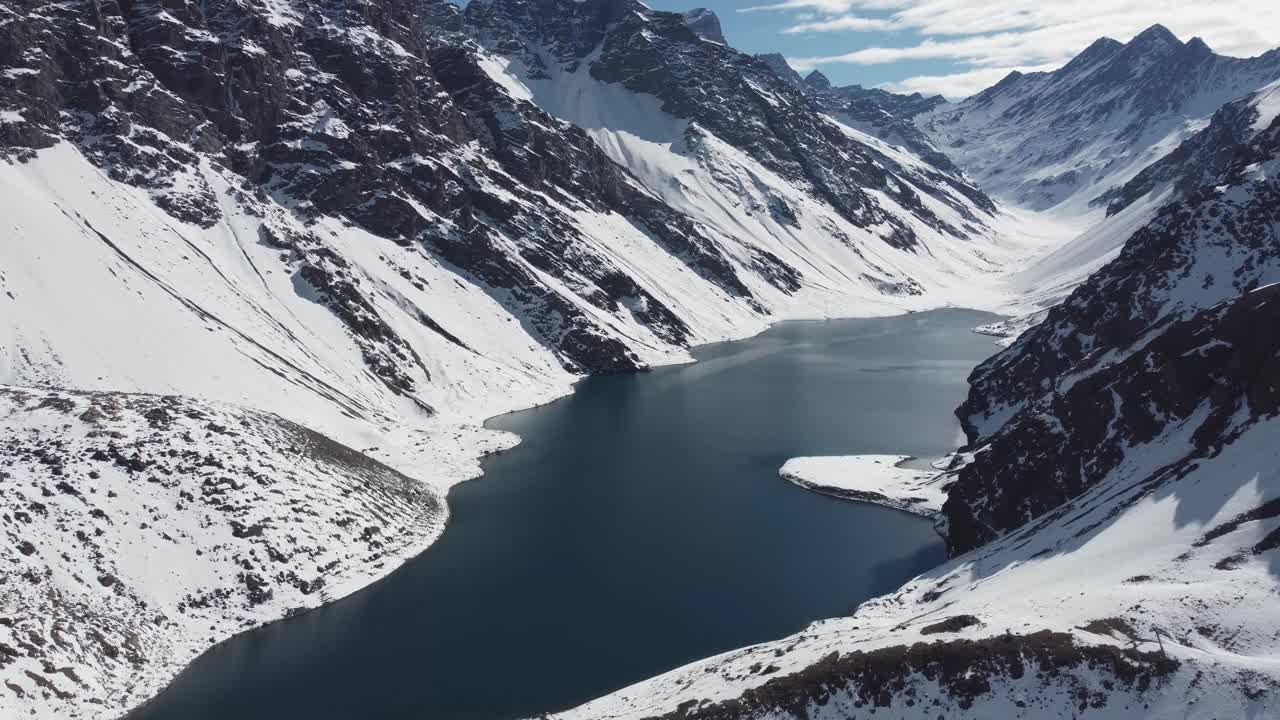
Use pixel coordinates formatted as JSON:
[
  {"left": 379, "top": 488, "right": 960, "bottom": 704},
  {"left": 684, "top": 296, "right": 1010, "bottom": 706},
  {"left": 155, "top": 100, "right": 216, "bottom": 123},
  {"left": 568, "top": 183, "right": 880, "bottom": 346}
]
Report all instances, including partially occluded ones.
[{"left": 129, "top": 308, "right": 997, "bottom": 720}]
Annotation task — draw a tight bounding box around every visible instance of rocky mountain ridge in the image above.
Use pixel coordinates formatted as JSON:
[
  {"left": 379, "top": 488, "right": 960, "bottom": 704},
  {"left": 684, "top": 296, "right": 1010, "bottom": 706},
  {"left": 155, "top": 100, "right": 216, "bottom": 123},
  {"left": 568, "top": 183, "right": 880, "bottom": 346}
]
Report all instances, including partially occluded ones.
[
  {"left": 466, "top": 0, "right": 996, "bottom": 254},
  {"left": 682, "top": 7, "right": 724, "bottom": 45},
  {"left": 753, "top": 54, "right": 953, "bottom": 173}
]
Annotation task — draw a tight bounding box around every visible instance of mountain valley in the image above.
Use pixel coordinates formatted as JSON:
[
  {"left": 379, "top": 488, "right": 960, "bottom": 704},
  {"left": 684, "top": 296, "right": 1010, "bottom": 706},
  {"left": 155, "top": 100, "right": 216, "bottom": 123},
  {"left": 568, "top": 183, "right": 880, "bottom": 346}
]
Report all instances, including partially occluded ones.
[{"left": 2, "top": 2, "right": 1280, "bottom": 718}]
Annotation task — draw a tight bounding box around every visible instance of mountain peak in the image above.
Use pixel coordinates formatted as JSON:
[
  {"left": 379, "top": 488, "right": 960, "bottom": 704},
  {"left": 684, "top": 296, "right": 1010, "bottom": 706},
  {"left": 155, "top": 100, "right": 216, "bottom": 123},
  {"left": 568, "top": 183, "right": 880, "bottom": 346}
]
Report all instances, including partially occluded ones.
[
  {"left": 1055, "top": 36, "right": 1124, "bottom": 76},
  {"left": 1128, "top": 23, "right": 1180, "bottom": 49},
  {"left": 682, "top": 7, "right": 725, "bottom": 45},
  {"left": 803, "top": 69, "right": 831, "bottom": 90},
  {"left": 1185, "top": 36, "right": 1213, "bottom": 55}
]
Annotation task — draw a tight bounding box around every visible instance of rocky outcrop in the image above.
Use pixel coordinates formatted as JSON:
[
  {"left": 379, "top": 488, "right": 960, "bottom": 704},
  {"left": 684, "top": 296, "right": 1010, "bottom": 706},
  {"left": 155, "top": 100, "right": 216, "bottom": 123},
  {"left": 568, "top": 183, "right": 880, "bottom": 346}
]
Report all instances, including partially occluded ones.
[
  {"left": 755, "top": 53, "right": 801, "bottom": 86},
  {"left": 645, "top": 631, "right": 1178, "bottom": 720},
  {"left": 946, "top": 80, "right": 1280, "bottom": 553},
  {"left": 802, "top": 79, "right": 960, "bottom": 177},
  {"left": 947, "top": 282, "right": 1280, "bottom": 553}
]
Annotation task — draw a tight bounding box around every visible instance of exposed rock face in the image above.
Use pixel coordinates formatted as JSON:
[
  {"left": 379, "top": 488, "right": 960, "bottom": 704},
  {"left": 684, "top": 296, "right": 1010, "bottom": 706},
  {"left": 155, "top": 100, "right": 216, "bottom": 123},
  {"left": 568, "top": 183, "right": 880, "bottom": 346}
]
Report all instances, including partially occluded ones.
[
  {"left": 755, "top": 53, "right": 801, "bottom": 86},
  {"left": 946, "top": 85, "right": 1280, "bottom": 554},
  {"left": 919, "top": 24, "right": 1280, "bottom": 210},
  {"left": 0, "top": 0, "right": 699, "bottom": 378},
  {"left": 948, "top": 282, "right": 1280, "bottom": 553},
  {"left": 802, "top": 70, "right": 830, "bottom": 90},
  {"left": 801, "top": 79, "right": 955, "bottom": 175},
  {"left": 644, "top": 631, "right": 1178, "bottom": 720},
  {"left": 745, "top": 58, "right": 954, "bottom": 175}
]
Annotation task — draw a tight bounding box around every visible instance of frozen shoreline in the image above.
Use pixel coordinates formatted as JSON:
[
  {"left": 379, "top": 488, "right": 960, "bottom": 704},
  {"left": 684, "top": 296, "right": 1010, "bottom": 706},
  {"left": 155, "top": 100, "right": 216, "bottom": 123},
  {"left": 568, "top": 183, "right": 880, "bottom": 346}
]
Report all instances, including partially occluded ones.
[{"left": 779, "top": 454, "right": 950, "bottom": 518}]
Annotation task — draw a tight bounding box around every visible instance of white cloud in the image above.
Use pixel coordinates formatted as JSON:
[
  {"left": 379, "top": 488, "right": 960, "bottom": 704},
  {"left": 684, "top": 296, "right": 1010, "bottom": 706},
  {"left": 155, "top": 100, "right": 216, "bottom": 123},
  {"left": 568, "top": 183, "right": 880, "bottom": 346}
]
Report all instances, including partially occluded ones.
[
  {"left": 876, "top": 64, "right": 1061, "bottom": 99},
  {"left": 765, "top": 0, "right": 1280, "bottom": 98},
  {"left": 741, "top": 0, "right": 884, "bottom": 14},
  {"left": 783, "top": 15, "right": 895, "bottom": 33}
]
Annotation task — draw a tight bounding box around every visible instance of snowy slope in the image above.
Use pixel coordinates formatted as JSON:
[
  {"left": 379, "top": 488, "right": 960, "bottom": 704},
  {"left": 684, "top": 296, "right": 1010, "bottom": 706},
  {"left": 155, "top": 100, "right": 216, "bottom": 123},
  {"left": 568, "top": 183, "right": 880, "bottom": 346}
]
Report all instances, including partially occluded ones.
[
  {"left": 0, "top": 141, "right": 574, "bottom": 481},
  {"left": 0, "top": 386, "right": 445, "bottom": 719}
]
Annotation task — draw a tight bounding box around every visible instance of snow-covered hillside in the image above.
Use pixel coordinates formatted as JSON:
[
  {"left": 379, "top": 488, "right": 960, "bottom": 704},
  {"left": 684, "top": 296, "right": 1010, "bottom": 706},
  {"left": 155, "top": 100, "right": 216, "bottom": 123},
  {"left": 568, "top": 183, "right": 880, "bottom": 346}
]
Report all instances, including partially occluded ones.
[
  {"left": 0, "top": 386, "right": 445, "bottom": 719},
  {"left": 465, "top": 0, "right": 1020, "bottom": 303},
  {"left": 918, "top": 25, "right": 1280, "bottom": 341}
]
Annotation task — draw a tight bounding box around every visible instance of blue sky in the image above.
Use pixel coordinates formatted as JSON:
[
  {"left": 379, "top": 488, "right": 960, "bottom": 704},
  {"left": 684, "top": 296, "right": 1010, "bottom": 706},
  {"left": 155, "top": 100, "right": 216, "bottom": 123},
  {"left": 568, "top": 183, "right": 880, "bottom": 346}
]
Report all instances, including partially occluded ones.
[
  {"left": 652, "top": 0, "right": 954, "bottom": 89},
  {"left": 646, "top": 0, "right": 1280, "bottom": 98}
]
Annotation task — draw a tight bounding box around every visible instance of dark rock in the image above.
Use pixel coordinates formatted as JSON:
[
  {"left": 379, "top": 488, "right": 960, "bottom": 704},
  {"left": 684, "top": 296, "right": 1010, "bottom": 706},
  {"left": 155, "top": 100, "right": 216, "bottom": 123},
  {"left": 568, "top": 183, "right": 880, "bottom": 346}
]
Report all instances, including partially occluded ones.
[
  {"left": 920, "top": 615, "right": 981, "bottom": 635},
  {"left": 644, "top": 631, "right": 1177, "bottom": 719}
]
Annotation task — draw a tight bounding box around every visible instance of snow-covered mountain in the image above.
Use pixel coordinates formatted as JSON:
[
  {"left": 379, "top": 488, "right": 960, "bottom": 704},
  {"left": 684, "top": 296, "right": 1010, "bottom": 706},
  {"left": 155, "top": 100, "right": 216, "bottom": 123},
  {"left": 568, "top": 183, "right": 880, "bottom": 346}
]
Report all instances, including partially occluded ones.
[
  {"left": 0, "top": 0, "right": 1027, "bottom": 439},
  {"left": 465, "top": 0, "right": 1003, "bottom": 279},
  {"left": 556, "top": 63, "right": 1280, "bottom": 720},
  {"left": 0, "top": 0, "right": 1032, "bottom": 714},
  {"left": 4, "top": 0, "right": 1280, "bottom": 716},
  {"left": 1101, "top": 78, "right": 1280, "bottom": 216},
  {"left": 952, "top": 94, "right": 1280, "bottom": 549},
  {"left": 919, "top": 24, "right": 1280, "bottom": 213},
  {"left": 749, "top": 56, "right": 955, "bottom": 177},
  {"left": 952, "top": 27, "right": 1280, "bottom": 345},
  {"left": 756, "top": 53, "right": 803, "bottom": 86}
]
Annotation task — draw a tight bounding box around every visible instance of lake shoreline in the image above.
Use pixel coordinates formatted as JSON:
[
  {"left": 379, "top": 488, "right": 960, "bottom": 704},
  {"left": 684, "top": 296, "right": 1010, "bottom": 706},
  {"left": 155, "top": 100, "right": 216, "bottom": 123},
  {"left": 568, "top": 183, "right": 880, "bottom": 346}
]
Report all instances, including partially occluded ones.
[{"left": 125, "top": 309, "right": 997, "bottom": 720}]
